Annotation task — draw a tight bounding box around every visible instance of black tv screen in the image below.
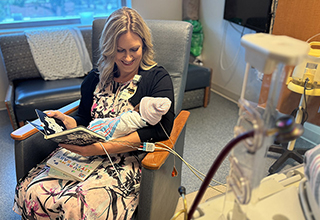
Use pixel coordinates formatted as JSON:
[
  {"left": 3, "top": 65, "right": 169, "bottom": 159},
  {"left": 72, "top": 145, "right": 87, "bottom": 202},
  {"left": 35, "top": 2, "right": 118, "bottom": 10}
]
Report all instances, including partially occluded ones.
[{"left": 223, "top": 0, "right": 273, "bottom": 33}]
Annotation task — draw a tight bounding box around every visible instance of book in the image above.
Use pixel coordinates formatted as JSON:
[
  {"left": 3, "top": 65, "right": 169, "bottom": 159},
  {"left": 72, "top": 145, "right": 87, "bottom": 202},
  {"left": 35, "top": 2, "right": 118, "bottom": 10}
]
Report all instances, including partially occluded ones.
[
  {"left": 48, "top": 166, "right": 77, "bottom": 181},
  {"left": 28, "top": 109, "right": 106, "bottom": 146},
  {"left": 47, "top": 148, "right": 104, "bottom": 181}
]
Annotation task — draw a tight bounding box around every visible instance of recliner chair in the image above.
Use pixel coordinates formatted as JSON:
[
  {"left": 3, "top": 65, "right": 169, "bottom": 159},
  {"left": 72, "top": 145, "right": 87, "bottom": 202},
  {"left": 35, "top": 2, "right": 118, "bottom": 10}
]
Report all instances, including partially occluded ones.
[{"left": 11, "top": 19, "right": 193, "bottom": 220}]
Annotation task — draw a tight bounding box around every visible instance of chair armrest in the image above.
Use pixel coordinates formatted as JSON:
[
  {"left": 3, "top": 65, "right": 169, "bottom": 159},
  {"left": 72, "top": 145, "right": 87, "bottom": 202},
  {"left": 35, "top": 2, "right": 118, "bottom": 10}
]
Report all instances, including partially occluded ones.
[
  {"left": 11, "top": 99, "right": 80, "bottom": 141},
  {"left": 137, "top": 110, "right": 190, "bottom": 220},
  {"left": 141, "top": 110, "right": 190, "bottom": 170},
  {"left": 5, "top": 84, "right": 18, "bottom": 130}
]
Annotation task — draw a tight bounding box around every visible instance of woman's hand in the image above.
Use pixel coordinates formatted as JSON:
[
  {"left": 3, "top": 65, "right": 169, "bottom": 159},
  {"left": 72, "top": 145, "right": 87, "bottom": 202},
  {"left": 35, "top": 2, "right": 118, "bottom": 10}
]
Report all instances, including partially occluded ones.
[{"left": 45, "top": 110, "right": 77, "bottom": 129}]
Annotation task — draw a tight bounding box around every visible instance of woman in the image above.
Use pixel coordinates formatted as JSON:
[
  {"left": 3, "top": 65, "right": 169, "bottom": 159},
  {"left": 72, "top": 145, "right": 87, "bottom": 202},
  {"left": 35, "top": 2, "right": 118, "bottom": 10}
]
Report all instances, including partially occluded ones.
[{"left": 13, "top": 6, "right": 175, "bottom": 219}]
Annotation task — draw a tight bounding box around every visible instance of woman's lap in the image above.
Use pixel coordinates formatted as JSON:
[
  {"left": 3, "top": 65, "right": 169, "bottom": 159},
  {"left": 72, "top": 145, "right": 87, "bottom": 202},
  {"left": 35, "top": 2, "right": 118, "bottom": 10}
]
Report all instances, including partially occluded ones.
[{"left": 14, "top": 151, "right": 144, "bottom": 220}]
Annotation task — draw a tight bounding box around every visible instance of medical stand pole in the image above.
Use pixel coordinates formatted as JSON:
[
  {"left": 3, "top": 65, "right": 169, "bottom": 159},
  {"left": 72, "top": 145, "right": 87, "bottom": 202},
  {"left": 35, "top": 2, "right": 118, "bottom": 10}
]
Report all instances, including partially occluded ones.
[
  {"left": 288, "top": 94, "right": 308, "bottom": 150},
  {"left": 268, "top": 93, "right": 309, "bottom": 174}
]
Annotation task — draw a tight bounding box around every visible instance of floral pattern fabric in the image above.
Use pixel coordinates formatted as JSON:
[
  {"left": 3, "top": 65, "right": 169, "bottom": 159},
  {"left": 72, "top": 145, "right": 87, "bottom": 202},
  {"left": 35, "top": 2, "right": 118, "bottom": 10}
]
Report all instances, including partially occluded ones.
[
  {"left": 13, "top": 80, "right": 145, "bottom": 220},
  {"left": 91, "top": 80, "right": 137, "bottom": 119}
]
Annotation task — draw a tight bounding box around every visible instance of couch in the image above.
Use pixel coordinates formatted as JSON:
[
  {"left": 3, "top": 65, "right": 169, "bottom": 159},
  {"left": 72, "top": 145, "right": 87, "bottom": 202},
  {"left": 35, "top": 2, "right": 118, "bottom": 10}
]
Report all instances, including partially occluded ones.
[{"left": 1, "top": 27, "right": 92, "bottom": 130}]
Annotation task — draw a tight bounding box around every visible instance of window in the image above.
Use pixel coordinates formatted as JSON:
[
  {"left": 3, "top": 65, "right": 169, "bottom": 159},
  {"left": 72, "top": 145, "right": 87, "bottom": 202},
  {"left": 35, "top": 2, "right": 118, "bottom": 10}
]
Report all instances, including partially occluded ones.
[{"left": 0, "top": 0, "right": 129, "bottom": 30}]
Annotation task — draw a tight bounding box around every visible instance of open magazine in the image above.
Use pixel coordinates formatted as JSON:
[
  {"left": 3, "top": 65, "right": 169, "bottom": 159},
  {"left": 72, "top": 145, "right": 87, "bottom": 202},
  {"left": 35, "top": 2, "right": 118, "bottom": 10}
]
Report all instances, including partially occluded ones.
[{"left": 28, "top": 109, "right": 106, "bottom": 146}]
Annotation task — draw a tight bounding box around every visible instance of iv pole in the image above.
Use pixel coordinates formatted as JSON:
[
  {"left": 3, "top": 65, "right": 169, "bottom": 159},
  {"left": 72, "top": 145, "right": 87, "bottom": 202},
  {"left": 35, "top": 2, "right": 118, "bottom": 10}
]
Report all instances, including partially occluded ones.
[
  {"left": 268, "top": 93, "right": 309, "bottom": 173},
  {"left": 268, "top": 58, "right": 320, "bottom": 174}
]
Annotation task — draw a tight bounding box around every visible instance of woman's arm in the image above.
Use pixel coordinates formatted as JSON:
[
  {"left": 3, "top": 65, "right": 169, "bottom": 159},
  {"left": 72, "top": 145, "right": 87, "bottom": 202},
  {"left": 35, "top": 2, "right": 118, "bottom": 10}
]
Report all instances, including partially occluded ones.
[
  {"left": 58, "top": 131, "right": 141, "bottom": 156},
  {"left": 135, "top": 67, "right": 175, "bottom": 142}
]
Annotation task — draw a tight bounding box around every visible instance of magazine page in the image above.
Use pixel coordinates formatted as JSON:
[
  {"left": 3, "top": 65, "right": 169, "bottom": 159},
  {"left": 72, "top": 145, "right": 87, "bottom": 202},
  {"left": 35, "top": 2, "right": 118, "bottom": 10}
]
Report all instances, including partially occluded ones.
[
  {"left": 35, "top": 109, "right": 66, "bottom": 135},
  {"left": 48, "top": 128, "right": 107, "bottom": 146}
]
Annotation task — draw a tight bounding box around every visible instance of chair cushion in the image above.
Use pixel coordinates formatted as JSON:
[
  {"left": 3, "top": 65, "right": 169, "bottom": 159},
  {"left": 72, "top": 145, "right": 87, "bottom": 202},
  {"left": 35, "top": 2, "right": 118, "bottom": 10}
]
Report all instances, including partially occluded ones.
[
  {"left": 0, "top": 33, "right": 41, "bottom": 82},
  {"left": 14, "top": 77, "right": 84, "bottom": 122},
  {"left": 185, "top": 64, "right": 211, "bottom": 91}
]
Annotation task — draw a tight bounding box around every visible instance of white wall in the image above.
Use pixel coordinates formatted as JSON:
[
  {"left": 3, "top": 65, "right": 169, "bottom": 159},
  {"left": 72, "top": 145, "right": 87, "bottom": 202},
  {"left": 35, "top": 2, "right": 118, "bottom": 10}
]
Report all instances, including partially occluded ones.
[
  {"left": 132, "top": 0, "right": 182, "bottom": 20},
  {"left": 199, "top": 0, "right": 257, "bottom": 102}
]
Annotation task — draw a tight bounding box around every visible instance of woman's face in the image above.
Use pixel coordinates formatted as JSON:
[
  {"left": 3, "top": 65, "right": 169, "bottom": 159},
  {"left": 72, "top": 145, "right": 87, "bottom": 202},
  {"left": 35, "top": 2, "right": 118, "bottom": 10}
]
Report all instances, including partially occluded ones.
[{"left": 115, "top": 31, "right": 143, "bottom": 78}]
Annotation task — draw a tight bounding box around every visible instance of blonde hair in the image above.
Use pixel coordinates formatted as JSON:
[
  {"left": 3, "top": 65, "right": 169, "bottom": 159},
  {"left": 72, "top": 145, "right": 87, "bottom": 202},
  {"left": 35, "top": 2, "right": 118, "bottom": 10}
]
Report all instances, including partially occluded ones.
[{"left": 97, "top": 7, "right": 157, "bottom": 88}]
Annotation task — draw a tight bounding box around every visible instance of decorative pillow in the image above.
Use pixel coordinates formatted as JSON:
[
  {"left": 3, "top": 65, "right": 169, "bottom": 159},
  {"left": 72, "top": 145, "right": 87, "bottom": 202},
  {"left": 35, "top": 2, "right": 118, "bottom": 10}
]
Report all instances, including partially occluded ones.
[{"left": 25, "top": 27, "right": 92, "bottom": 81}]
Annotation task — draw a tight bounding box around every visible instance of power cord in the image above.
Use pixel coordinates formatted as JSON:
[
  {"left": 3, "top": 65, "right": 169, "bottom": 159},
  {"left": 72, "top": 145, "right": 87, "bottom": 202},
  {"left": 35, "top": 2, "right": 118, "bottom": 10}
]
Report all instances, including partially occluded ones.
[
  {"left": 105, "top": 125, "right": 227, "bottom": 191},
  {"left": 96, "top": 121, "right": 228, "bottom": 203},
  {"left": 155, "top": 142, "right": 226, "bottom": 192},
  {"left": 158, "top": 122, "right": 226, "bottom": 190},
  {"left": 99, "top": 142, "right": 132, "bottom": 194},
  {"left": 219, "top": 21, "right": 246, "bottom": 86},
  {"left": 306, "top": 32, "right": 320, "bottom": 43},
  {"left": 159, "top": 122, "right": 178, "bottom": 176},
  {"left": 109, "top": 138, "right": 227, "bottom": 192}
]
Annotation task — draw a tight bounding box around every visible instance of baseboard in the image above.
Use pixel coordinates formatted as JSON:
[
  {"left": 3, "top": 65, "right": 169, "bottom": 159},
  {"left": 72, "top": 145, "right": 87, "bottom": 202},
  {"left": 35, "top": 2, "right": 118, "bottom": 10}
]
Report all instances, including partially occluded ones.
[
  {"left": 211, "top": 83, "right": 238, "bottom": 104},
  {"left": 0, "top": 102, "right": 6, "bottom": 111}
]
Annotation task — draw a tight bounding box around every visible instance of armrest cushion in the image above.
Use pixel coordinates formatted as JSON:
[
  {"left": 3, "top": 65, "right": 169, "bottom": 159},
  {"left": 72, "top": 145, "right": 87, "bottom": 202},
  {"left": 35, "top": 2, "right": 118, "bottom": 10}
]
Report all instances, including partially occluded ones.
[
  {"left": 11, "top": 99, "right": 80, "bottom": 141},
  {"left": 141, "top": 110, "right": 190, "bottom": 170},
  {"left": 185, "top": 64, "right": 212, "bottom": 91}
]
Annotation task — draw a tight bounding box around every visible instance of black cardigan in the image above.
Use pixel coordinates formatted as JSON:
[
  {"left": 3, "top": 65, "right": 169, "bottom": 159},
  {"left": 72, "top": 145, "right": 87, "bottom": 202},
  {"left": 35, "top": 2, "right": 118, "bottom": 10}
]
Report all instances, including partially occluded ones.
[{"left": 73, "top": 65, "right": 175, "bottom": 142}]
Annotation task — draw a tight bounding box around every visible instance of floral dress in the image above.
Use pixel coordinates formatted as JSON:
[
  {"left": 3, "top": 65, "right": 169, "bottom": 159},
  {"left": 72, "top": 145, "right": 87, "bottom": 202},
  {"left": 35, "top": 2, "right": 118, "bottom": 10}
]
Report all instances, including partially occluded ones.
[{"left": 13, "top": 79, "right": 146, "bottom": 220}]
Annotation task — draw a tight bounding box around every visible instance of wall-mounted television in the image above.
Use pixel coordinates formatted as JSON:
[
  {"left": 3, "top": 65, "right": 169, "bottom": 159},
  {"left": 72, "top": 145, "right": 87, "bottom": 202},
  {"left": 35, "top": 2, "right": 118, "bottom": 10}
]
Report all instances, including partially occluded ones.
[{"left": 223, "top": 0, "right": 273, "bottom": 33}]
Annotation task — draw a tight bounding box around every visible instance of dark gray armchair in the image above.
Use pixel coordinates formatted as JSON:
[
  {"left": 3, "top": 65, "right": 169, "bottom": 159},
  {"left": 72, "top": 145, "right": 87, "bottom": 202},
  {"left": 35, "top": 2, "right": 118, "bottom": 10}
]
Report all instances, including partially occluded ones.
[{"left": 11, "top": 19, "right": 193, "bottom": 220}]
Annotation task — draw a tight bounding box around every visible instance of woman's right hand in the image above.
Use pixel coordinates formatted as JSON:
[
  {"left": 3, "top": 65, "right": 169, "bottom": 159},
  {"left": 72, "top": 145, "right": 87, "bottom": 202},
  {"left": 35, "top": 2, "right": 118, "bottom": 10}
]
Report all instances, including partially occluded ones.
[{"left": 45, "top": 110, "right": 77, "bottom": 129}]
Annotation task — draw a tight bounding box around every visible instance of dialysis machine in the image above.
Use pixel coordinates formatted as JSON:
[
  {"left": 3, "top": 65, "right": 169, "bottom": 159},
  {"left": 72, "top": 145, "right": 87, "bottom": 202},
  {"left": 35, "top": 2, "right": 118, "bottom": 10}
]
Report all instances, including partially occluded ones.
[{"left": 186, "top": 33, "right": 320, "bottom": 220}]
